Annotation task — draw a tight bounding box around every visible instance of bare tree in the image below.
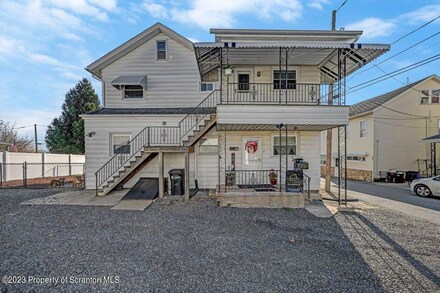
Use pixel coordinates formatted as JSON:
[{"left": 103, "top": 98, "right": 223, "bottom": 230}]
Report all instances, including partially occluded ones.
[{"left": 0, "top": 120, "right": 34, "bottom": 152}]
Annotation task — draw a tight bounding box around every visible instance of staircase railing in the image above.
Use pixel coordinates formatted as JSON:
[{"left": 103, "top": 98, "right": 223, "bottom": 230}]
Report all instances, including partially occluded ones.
[
  {"left": 178, "top": 90, "right": 220, "bottom": 140},
  {"left": 95, "top": 90, "right": 220, "bottom": 192},
  {"left": 303, "top": 173, "right": 311, "bottom": 200}
]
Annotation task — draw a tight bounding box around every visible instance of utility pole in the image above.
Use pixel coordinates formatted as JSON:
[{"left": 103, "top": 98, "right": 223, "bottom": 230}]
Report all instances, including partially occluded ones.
[
  {"left": 325, "top": 10, "right": 337, "bottom": 192},
  {"left": 34, "top": 124, "right": 38, "bottom": 153}
]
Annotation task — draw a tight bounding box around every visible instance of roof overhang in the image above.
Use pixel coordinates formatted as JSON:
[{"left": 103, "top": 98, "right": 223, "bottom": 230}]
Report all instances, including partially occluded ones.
[
  {"left": 194, "top": 41, "right": 390, "bottom": 82},
  {"left": 420, "top": 134, "right": 440, "bottom": 144},
  {"left": 210, "top": 29, "right": 363, "bottom": 43}
]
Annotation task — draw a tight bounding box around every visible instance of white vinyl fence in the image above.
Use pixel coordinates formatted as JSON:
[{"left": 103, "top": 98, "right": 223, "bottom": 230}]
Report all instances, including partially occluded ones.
[{"left": 0, "top": 151, "right": 85, "bottom": 182}]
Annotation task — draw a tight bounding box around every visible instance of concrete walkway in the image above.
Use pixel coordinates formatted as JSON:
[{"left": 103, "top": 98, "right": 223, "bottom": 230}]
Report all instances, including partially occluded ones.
[{"left": 322, "top": 179, "right": 440, "bottom": 225}]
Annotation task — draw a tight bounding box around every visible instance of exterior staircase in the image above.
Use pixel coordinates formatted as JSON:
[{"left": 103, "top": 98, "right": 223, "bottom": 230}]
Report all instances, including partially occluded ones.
[{"left": 95, "top": 90, "right": 220, "bottom": 196}]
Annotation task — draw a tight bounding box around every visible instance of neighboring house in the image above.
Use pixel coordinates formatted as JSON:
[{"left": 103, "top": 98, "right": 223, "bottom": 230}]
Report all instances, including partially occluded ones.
[
  {"left": 321, "top": 74, "right": 440, "bottom": 181},
  {"left": 82, "top": 22, "right": 389, "bottom": 207}
]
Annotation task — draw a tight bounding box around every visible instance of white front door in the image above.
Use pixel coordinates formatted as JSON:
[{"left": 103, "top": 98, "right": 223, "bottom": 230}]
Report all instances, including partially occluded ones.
[{"left": 242, "top": 137, "right": 262, "bottom": 170}]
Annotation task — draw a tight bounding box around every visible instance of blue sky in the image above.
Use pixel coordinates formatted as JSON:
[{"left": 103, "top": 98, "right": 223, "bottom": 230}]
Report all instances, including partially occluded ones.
[{"left": 0, "top": 0, "right": 439, "bottom": 150}]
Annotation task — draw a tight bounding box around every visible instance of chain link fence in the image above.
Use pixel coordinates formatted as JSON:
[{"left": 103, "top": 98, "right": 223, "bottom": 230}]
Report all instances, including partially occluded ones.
[{"left": 0, "top": 162, "right": 85, "bottom": 189}]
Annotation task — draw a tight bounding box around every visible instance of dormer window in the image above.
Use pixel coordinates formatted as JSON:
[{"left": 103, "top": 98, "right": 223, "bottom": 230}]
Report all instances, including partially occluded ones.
[{"left": 157, "top": 40, "right": 167, "bottom": 60}]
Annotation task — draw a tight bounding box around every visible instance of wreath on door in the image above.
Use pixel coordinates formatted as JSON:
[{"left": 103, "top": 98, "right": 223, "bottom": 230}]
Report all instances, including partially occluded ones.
[{"left": 245, "top": 141, "right": 258, "bottom": 154}]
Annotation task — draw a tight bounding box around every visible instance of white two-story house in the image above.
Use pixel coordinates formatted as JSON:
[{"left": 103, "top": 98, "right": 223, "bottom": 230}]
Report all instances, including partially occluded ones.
[{"left": 82, "top": 23, "right": 389, "bottom": 208}]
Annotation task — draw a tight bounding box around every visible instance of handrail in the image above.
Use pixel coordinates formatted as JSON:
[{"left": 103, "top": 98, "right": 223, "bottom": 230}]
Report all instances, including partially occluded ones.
[
  {"left": 224, "top": 82, "right": 327, "bottom": 105},
  {"left": 95, "top": 90, "right": 220, "bottom": 193},
  {"left": 178, "top": 89, "right": 219, "bottom": 139}
]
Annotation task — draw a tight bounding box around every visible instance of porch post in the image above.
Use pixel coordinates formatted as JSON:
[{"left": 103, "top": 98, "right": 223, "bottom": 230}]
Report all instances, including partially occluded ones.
[
  {"left": 158, "top": 151, "right": 164, "bottom": 198},
  {"left": 431, "top": 142, "right": 437, "bottom": 177},
  {"left": 184, "top": 151, "right": 190, "bottom": 201}
]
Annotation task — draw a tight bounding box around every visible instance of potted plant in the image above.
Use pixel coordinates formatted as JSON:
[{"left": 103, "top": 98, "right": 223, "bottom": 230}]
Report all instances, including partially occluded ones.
[
  {"left": 269, "top": 169, "right": 277, "bottom": 186},
  {"left": 224, "top": 64, "right": 233, "bottom": 76}
]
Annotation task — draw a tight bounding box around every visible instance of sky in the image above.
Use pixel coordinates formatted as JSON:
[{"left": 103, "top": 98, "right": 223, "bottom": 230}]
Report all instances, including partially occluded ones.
[{"left": 0, "top": 0, "right": 439, "bottom": 151}]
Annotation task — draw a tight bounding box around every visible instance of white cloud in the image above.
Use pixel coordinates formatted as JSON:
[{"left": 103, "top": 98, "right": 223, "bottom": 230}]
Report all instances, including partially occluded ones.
[
  {"left": 401, "top": 4, "right": 440, "bottom": 24},
  {"left": 143, "top": 0, "right": 302, "bottom": 28},
  {"left": 308, "top": 0, "right": 330, "bottom": 11},
  {"left": 346, "top": 18, "right": 396, "bottom": 39},
  {"left": 143, "top": 2, "right": 169, "bottom": 18},
  {"left": 47, "top": 0, "right": 119, "bottom": 21}
]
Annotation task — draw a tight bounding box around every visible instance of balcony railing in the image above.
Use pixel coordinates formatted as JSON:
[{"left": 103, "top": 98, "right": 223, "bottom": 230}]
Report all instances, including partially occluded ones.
[{"left": 223, "top": 83, "right": 332, "bottom": 105}]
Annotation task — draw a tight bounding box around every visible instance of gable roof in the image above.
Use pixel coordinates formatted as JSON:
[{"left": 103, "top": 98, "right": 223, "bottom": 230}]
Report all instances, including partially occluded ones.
[
  {"left": 349, "top": 74, "right": 440, "bottom": 117},
  {"left": 86, "top": 22, "right": 193, "bottom": 78}
]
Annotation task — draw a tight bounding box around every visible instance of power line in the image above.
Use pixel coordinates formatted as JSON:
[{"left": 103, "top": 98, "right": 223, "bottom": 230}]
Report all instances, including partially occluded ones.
[
  {"left": 348, "top": 54, "right": 440, "bottom": 92},
  {"left": 348, "top": 86, "right": 427, "bottom": 118},
  {"left": 336, "top": 0, "right": 349, "bottom": 12},
  {"left": 348, "top": 32, "right": 440, "bottom": 81},
  {"left": 391, "top": 15, "right": 440, "bottom": 45}
]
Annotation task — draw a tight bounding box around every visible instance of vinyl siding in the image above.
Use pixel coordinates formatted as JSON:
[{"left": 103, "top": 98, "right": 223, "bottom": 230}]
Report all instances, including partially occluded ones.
[
  {"left": 83, "top": 115, "right": 185, "bottom": 189},
  {"left": 101, "top": 33, "right": 207, "bottom": 108},
  {"left": 373, "top": 78, "right": 440, "bottom": 177},
  {"left": 217, "top": 105, "right": 349, "bottom": 126}
]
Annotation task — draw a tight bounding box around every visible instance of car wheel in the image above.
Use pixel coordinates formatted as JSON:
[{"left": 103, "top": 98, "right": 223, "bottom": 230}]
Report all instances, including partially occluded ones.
[{"left": 414, "top": 185, "right": 432, "bottom": 197}]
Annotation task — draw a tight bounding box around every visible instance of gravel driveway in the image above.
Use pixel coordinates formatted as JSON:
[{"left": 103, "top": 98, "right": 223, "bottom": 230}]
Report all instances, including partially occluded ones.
[{"left": 1, "top": 189, "right": 439, "bottom": 292}]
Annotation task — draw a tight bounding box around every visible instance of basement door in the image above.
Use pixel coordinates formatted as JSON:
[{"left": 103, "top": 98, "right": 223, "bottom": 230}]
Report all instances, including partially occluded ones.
[{"left": 242, "top": 137, "right": 262, "bottom": 170}]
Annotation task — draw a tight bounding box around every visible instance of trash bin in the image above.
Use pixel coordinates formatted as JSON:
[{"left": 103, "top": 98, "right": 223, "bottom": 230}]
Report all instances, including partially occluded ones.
[
  {"left": 395, "top": 171, "right": 405, "bottom": 183},
  {"left": 405, "top": 171, "right": 421, "bottom": 182},
  {"left": 168, "top": 169, "right": 185, "bottom": 195}
]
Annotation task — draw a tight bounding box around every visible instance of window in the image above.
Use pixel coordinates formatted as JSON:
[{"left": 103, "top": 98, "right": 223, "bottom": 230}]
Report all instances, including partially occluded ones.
[
  {"left": 432, "top": 89, "right": 440, "bottom": 104},
  {"left": 123, "top": 85, "right": 144, "bottom": 99},
  {"left": 157, "top": 40, "right": 167, "bottom": 60},
  {"left": 421, "top": 90, "right": 429, "bottom": 104},
  {"left": 273, "top": 135, "right": 297, "bottom": 156},
  {"left": 112, "top": 134, "right": 131, "bottom": 155},
  {"left": 200, "top": 82, "right": 214, "bottom": 92},
  {"left": 199, "top": 138, "right": 218, "bottom": 154},
  {"left": 359, "top": 120, "right": 367, "bottom": 138},
  {"left": 421, "top": 89, "right": 440, "bottom": 104},
  {"left": 347, "top": 155, "right": 366, "bottom": 162},
  {"left": 273, "top": 70, "right": 296, "bottom": 90},
  {"left": 238, "top": 73, "right": 250, "bottom": 91},
  {"left": 437, "top": 119, "right": 440, "bottom": 134},
  {"left": 320, "top": 155, "right": 326, "bottom": 165}
]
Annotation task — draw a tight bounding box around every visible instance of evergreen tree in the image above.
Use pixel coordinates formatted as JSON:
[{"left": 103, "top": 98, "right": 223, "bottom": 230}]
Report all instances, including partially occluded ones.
[{"left": 45, "top": 78, "right": 100, "bottom": 154}]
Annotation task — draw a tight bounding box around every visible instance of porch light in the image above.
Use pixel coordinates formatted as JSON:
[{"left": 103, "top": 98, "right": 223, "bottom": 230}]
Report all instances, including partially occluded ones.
[{"left": 224, "top": 64, "right": 233, "bottom": 76}]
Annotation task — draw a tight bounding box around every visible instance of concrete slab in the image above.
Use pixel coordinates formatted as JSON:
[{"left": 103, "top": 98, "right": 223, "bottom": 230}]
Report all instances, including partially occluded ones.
[
  {"left": 111, "top": 200, "right": 153, "bottom": 211},
  {"left": 305, "top": 201, "right": 337, "bottom": 218},
  {"left": 21, "top": 189, "right": 127, "bottom": 206}
]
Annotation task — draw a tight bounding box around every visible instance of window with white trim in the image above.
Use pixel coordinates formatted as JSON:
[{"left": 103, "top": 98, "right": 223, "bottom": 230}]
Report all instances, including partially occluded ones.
[
  {"left": 123, "top": 85, "right": 144, "bottom": 99},
  {"left": 200, "top": 82, "right": 214, "bottom": 92},
  {"left": 199, "top": 138, "right": 218, "bottom": 154},
  {"left": 157, "top": 40, "right": 167, "bottom": 60},
  {"left": 437, "top": 119, "right": 440, "bottom": 134},
  {"left": 420, "top": 89, "right": 440, "bottom": 104},
  {"left": 272, "top": 135, "right": 297, "bottom": 155},
  {"left": 359, "top": 120, "right": 367, "bottom": 138},
  {"left": 320, "top": 155, "right": 326, "bottom": 165},
  {"left": 111, "top": 134, "right": 131, "bottom": 155},
  {"left": 273, "top": 70, "right": 296, "bottom": 90}
]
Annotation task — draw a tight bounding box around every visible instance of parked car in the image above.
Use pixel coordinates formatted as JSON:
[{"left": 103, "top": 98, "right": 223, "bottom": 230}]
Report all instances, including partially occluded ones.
[{"left": 410, "top": 176, "right": 440, "bottom": 197}]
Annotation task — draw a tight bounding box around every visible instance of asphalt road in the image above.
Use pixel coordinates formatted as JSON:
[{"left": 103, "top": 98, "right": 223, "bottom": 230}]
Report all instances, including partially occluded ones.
[{"left": 343, "top": 180, "right": 440, "bottom": 212}]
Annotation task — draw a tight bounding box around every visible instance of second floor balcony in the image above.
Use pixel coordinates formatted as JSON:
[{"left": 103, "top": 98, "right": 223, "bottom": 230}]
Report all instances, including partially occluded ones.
[{"left": 223, "top": 82, "right": 329, "bottom": 105}]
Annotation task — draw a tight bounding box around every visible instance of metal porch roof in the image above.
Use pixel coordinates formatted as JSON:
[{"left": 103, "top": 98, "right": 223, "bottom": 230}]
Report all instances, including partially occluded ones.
[{"left": 194, "top": 41, "right": 390, "bottom": 82}]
